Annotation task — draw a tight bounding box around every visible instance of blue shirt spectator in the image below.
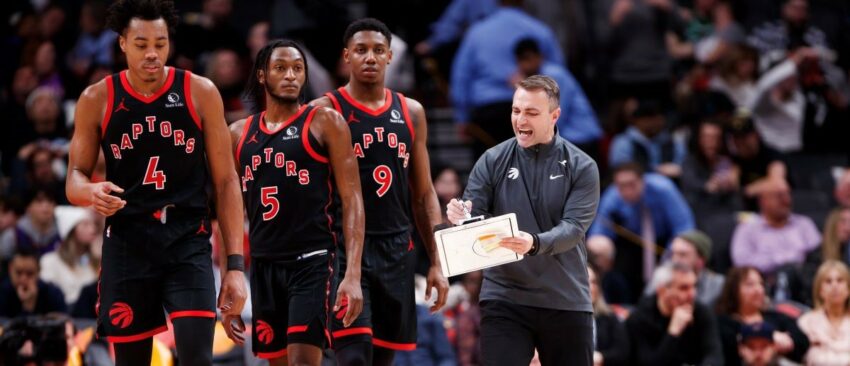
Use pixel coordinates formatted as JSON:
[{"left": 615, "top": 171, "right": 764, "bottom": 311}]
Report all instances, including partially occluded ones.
[
  {"left": 514, "top": 38, "right": 602, "bottom": 145},
  {"left": 420, "top": 0, "right": 497, "bottom": 52},
  {"left": 450, "top": 5, "right": 564, "bottom": 123},
  {"left": 608, "top": 99, "right": 685, "bottom": 179},
  {"left": 0, "top": 248, "right": 67, "bottom": 318},
  {"left": 394, "top": 305, "right": 456, "bottom": 366},
  {"left": 590, "top": 173, "right": 695, "bottom": 247}
]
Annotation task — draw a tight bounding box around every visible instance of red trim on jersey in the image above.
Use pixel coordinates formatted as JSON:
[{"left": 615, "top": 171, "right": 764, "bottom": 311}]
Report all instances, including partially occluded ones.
[
  {"left": 302, "top": 107, "right": 328, "bottom": 163},
  {"left": 94, "top": 267, "right": 102, "bottom": 318},
  {"left": 235, "top": 114, "right": 255, "bottom": 162},
  {"left": 287, "top": 325, "right": 308, "bottom": 334},
  {"left": 325, "top": 92, "right": 342, "bottom": 114},
  {"left": 373, "top": 337, "right": 417, "bottom": 351},
  {"left": 119, "top": 67, "right": 176, "bottom": 104},
  {"left": 337, "top": 87, "right": 392, "bottom": 116},
  {"left": 106, "top": 325, "right": 168, "bottom": 343},
  {"left": 258, "top": 105, "right": 308, "bottom": 135},
  {"left": 256, "top": 348, "right": 288, "bottom": 359},
  {"left": 101, "top": 76, "right": 114, "bottom": 137},
  {"left": 397, "top": 92, "right": 416, "bottom": 142},
  {"left": 324, "top": 252, "right": 335, "bottom": 348},
  {"left": 332, "top": 327, "right": 373, "bottom": 338},
  {"left": 169, "top": 310, "right": 215, "bottom": 320},
  {"left": 184, "top": 70, "right": 202, "bottom": 131},
  {"left": 324, "top": 175, "right": 337, "bottom": 248}
]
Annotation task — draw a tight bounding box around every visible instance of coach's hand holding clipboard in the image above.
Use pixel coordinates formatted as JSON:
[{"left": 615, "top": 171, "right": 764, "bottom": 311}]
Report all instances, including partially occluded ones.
[{"left": 435, "top": 199, "right": 531, "bottom": 278}]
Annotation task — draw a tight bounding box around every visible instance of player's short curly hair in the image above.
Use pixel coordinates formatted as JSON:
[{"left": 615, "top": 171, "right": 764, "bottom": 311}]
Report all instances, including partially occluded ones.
[{"left": 106, "top": 0, "right": 179, "bottom": 36}]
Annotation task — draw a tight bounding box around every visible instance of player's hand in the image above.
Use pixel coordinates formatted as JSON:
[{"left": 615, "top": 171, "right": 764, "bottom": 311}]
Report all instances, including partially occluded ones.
[
  {"left": 499, "top": 231, "right": 534, "bottom": 255},
  {"left": 335, "top": 275, "right": 363, "bottom": 328},
  {"left": 90, "top": 181, "right": 126, "bottom": 216},
  {"left": 446, "top": 199, "right": 472, "bottom": 225},
  {"left": 217, "top": 270, "right": 247, "bottom": 317},
  {"left": 221, "top": 313, "right": 246, "bottom": 345},
  {"left": 425, "top": 265, "right": 449, "bottom": 313}
]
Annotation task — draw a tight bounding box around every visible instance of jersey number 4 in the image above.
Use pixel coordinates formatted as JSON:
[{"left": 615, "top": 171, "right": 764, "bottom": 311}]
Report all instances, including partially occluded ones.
[
  {"left": 260, "top": 186, "right": 280, "bottom": 221},
  {"left": 143, "top": 157, "right": 166, "bottom": 190},
  {"left": 373, "top": 165, "right": 392, "bottom": 197}
]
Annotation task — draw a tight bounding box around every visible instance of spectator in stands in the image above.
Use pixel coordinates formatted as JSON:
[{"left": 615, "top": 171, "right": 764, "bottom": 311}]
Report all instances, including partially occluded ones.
[
  {"left": 589, "top": 163, "right": 695, "bottom": 300},
  {"left": 731, "top": 179, "right": 821, "bottom": 275},
  {"left": 737, "top": 322, "right": 781, "bottom": 366},
  {"left": 681, "top": 119, "right": 741, "bottom": 211},
  {"left": 726, "top": 114, "right": 787, "bottom": 210},
  {"left": 608, "top": 0, "right": 686, "bottom": 106},
  {"left": 608, "top": 99, "right": 686, "bottom": 179},
  {"left": 748, "top": 0, "right": 830, "bottom": 57},
  {"left": 588, "top": 266, "right": 629, "bottom": 366},
  {"left": 748, "top": 47, "right": 818, "bottom": 154},
  {"left": 414, "top": 0, "right": 497, "bottom": 56},
  {"left": 587, "top": 235, "right": 632, "bottom": 304},
  {"left": 68, "top": 0, "right": 117, "bottom": 79},
  {"left": 0, "top": 247, "right": 66, "bottom": 317},
  {"left": 513, "top": 38, "right": 602, "bottom": 156},
  {"left": 9, "top": 146, "right": 66, "bottom": 204},
  {"left": 797, "top": 260, "right": 850, "bottom": 365},
  {"left": 715, "top": 266, "right": 809, "bottom": 366},
  {"left": 799, "top": 207, "right": 850, "bottom": 306},
  {"left": 432, "top": 164, "right": 462, "bottom": 224},
  {"left": 664, "top": 231, "right": 725, "bottom": 307},
  {"left": 710, "top": 44, "right": 759, "bottom": 109},
  {"left": 626, "top": 263, "right": 723, "bottom": 366},
  {"left": 39, "top": 206, "right": 97, "bottom": 306},
  {"left": 23, "top": 86, "right": 68, "bottom": 143},
  {"left": 0, "top": 66, "right": 39, "bottom": 176},
  {"left": 0, "top": 189, "right": 60, "bottom": 260},
  {"left": 173, "top": 0, "right": 246, "bottom": 70},
  {"left": 0, "top": 197, "right": 22, "bottom": 235},
  {"left": 205, "top": 49, "right": 247, "bottom": 123},
  {"left": 456, "top": 271, "right": 482, "bottom": 366},
  {"left": 834, "top": 169, "right": 850, "bottom": 208},
  {"left": 247, "top": 21, "right": 269, "bottom": 63},
  {"left": 32, "top": 41, "right": 64, "bottom": 100},
  {"left": 451, "top": 0, "right": 564, "bottom": 158}
]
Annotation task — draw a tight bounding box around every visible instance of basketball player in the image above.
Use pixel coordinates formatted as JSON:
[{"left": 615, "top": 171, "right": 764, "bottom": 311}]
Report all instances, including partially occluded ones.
[
  {"left": 311, "top": 18, "right": 450, "bottom": 365},
  {"left": 224, "top": 40, "right": 365, "bottom": 366},
  {"left": 66, "top": 1, "right": 246, "bottom": 365}
]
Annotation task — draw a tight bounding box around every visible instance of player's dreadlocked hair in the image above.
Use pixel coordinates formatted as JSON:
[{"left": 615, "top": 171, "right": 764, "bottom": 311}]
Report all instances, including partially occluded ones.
[
  {"left": 243, "top": 40, "right": 310, "bottom": 113},
  {"left": 343, "top": 18, "right": 392, "bottom": 47},
  {"left": 106, "top": 0, "right": 179, "bottom": 35}
]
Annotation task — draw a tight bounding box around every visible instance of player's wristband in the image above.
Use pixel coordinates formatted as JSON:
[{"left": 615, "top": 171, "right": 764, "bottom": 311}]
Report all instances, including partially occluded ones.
[{"left": 226, "top": 254, "right": 245, "bottom": 272}]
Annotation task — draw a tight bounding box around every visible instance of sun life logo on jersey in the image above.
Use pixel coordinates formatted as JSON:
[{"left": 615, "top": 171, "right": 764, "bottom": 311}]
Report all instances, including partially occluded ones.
[
  {"left": 165, "top": 92, "right": 184, "bottom": 108},
  {"left": 389, "top": 109, "right": 404, "bottom": 124},
  {"left": 282, "top": 126, "right": 299, "bottom": 141},
  {"left": 508, "top": 167, "right": 519, "bottom": 180}
]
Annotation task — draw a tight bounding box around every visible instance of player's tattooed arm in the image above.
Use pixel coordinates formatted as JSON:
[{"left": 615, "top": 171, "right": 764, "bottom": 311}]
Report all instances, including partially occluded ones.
[
  {"left": 66, "top": 79, "right": 127, "bottom": 216},
  {"left": 406, "top": 97, "right": 450, "bottom": 313},
  {"left": 190, "top": 73, "right": 248, "bottom": 320},
  {"left": 311, "top": 107, "right": 365, "bottom": 327}
]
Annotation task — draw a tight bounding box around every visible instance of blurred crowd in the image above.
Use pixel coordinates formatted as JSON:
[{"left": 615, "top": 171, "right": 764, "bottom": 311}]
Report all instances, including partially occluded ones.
[{"left": 2, "top": 0, "right": 850, "bottom": 365}]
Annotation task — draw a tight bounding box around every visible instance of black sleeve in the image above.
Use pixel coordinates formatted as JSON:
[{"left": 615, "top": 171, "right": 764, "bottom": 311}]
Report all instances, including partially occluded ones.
[
  {"left": 717, "top": 315, "right": 743, "bottom": 366},
  {"left": 626, "top": 311, "right": 681, "bottom": 366},
  {"left": 770, "top": 311, "right": 810, "bottom": 363},
  {"left": 696, "top": 305, "right": 724, "bottom": 366},
  {"left": 598, "top": 315, "right": 631, "bottom": 366},
  {"left": 71, "top": 282, "right": 98, "bottom": 319}
]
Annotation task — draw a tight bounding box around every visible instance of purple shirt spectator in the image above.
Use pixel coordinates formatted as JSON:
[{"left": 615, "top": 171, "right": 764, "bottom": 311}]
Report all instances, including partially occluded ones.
[{"left": 731, "top": 214, "right": 820, "bottom": 274}]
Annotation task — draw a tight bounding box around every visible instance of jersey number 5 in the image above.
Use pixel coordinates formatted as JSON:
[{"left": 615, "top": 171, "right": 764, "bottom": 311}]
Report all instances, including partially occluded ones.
[
  {"left": 143, "top": 156, "right": 166, "bottom": 190},
  {"left": 373, "top": 165, "right": 392, "bottom": 197},
  {"left": 260, "top": 186, "right": 280, "bottom": 221}
]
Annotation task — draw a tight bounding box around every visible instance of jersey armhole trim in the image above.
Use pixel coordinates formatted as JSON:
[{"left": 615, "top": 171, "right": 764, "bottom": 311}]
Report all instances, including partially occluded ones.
[
  {"left": 325, "top": 92, "right": 342, "bottom": 114},
  {"left": 398, "top": 93, "right": 415, "bottom": 142},
  {"left": 101, "top": 75, "right": 114, "bottom": 137},
  {"left": 302, "top": 107, "right": 329, "bottom": 164},
  {"left": 235, "top": 114, "right": 255, "bottom": 163},
  {"left": 184, "top": 71, "right": 202, "bottom": 131}
]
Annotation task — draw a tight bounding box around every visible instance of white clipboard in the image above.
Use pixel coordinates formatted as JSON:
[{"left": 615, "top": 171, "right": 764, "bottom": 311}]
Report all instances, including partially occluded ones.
[{"left": 434, "top": 213, "right": 523, "bottom": 278}]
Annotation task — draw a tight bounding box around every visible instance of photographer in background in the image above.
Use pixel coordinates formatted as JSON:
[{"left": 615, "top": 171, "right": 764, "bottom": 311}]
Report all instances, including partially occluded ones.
[{"left": 0, "top": 247, "right": 66, "bottom": 318}]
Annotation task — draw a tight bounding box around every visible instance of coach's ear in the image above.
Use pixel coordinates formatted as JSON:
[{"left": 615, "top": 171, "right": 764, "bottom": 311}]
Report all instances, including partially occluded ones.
[{"left": 550, "top": 106, "right": 561, "bottom": 126}]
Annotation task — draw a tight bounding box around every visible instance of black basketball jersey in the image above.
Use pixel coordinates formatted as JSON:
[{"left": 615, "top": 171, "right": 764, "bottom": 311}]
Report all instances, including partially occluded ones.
[
  {"left": 325, "top": 87, "right": 414, "bottom": 235},
  {"left": 100, "top": 67, "right": 208, "bottom": 217},
  {"left": 236, "top": 106, "right": 338, "bottom": 258}
]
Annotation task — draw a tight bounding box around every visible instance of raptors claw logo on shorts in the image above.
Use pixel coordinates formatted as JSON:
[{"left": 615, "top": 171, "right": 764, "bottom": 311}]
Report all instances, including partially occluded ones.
[
  {"left": 256, "top": 320, "right": 274, "bottom": 345},
  {"left": 109, "top": 302, "right": 134, "bottom": 329}
]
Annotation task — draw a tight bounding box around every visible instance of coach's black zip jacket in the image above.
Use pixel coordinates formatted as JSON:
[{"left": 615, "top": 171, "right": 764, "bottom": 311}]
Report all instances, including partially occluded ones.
[{"left": 463, "top": 135, "right": 599, "bottom": 312}]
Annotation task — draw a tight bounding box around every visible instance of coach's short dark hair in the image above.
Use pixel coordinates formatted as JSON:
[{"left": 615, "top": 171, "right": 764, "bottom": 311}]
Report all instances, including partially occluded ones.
[
  {"left": 343, "top": 18, "right": 392, "bottom": 47},
  {"left": 517, "top": 75, "right": 560, "bottom": 111},
  {"left": 106, "top": 0, "right": 179, "bottom": 36}
]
